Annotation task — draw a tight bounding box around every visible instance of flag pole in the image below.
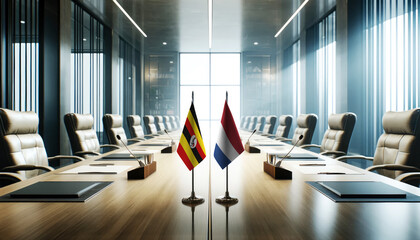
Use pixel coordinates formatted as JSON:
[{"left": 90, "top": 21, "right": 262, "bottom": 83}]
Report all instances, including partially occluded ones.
[
  {"left": 182, "top": 91, "right": 204, "bottom": 205},
  {"left": 216, "top": 91, "right": 238, "bottom": 204}
]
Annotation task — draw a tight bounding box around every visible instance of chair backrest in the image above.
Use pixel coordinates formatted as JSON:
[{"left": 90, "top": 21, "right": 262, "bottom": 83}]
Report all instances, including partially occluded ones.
[
  {"left": 103, "top": 114, "right": 127, "bottom": 146},
  {"left": 175, "top": 116, "right": 180, "bottom": 129},
  {"left": 248, "top": 116, "right": 258, "bottom": 131},
  {"left": 64, "top": 113, "right": 100, "bottom": 154},
  {"left": 127, "top": 115, "right": 145, "bottom": 138},
  {"left": 276, "top": 115, "right": 293, "bottom": 138},
  {"left": 143, "top": 115, "right": 158, "bottom": 134},
  {"left": 291, "top": 114, "right": 318, "bottom": 146},
  {"left": 373, "top": 109, "right": 420, "bottom": 178},
  {"left": 240, "top": 116, "right": 246, "bottom": 129},
  {"left": 320, "top": 113, "right": 357, "bottom": 154},
  {"left": 170, "top": 116, "right": 177, "bottom": 130},
  {"left": 0, "top": 108, "right": 48, "bottom": 179},
  {"left": 255, "top": 116, "right": 266, "bottom": 132},
  {"left": 244, "top": 116, "right": 251, "bottom": 129},
  {"left": 154, "top": 116, "right": 165, "bottom": 132},
  {"left": 163, "top": 116, "right": 172, "bottom": 131},
  {"left": 262, "top": 116, "right": 277, "bottom": 134}
]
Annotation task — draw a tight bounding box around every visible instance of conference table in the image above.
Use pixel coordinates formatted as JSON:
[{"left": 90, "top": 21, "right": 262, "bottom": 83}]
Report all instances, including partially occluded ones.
[{"left": 0, "top": 132, "right": 419, "bottom": 239}]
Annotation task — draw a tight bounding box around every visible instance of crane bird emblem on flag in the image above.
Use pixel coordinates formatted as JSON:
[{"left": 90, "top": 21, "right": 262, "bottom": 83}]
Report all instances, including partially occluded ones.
[
  {"left": 214, "top": 100, "right": 244, "bottom": 169},
  {"left": 177, "top": 102, "right": 206, "bottom": 170}
]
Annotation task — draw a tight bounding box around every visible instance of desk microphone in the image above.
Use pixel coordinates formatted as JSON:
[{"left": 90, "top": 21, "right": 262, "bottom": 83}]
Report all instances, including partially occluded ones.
[
  {"left": 275, "top": 135, "right": 303, "bottom": 167},
  {"left": 164, "top": 129, "right": 174, "bottom": 144},
  {"left": 246, "top": 129, "right": 257, "bottom": 144},
  {"left": 117, "top": 135, "right": 145, "bottom": 167}
]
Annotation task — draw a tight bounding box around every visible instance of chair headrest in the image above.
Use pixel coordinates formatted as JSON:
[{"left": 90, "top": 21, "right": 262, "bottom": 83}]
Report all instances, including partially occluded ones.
[
  {"left": 265, "top": 115, "right": 277, "bottom": 125},
  {"left": 155, "top": 116, "right": 163, "bottom": 123},
  {"left": 279, "top": 115, "right": 292, "bottom": 126},
  {"left": 72, "top": 113, "right": 94, "bottom": 130},
  {"left": 144, "top": 115, "right": 155, "bottom": 124},
  {"left": 0, "top": 108, "right": 38, "bottom": 135},
  {"left": 104, "top": 114, "right": 123, "bottom": 128},
  {"left": 328, "top": 113, "right": 356, "bottom": 130},
  {"left": 382, "top": 109, "right": 420, "bottom": 135},
  {"left": 297, "top": 114, "right": 317, "bottom": 128},
  {"left": 128, "top": 115, "right": 141, "bottom": 125}
]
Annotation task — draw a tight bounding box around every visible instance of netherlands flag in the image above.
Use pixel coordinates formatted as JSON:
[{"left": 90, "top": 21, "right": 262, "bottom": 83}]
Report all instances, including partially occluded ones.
[{"left": 214, "top": 100, "right": 244, "bottom": 169}]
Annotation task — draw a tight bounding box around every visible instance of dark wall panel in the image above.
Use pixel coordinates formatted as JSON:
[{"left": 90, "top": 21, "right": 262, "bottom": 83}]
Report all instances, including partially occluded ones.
[{"left": 39, "top": 0, "right": 60, "bottom": 156}]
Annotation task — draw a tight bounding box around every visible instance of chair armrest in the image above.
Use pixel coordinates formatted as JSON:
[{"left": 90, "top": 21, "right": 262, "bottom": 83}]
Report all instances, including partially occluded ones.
[
  {"left": 74, "top": 150, "right": 101, "bottom": 158},
  {"left": 48, "top": 155, "right": 84, "bottom": 165},
  {"left": 128, "top": 139, "right": 142, "bottom": 143},
  {"left": 335, "top": 155, "right": 374, "bottom": 162},
  {"left": 366, "top": 164, "right": 420, "bottom": 173},
  {"left": 0, "top": 172, "right": 24, "bottom": 184},
  {"left": 319, "top": 150, "right": 347, "bottom": 158},
  {"left": 2, "top": 165, "right": 54, "bottom": 173},
  {"left": 300, "top": 144, "right": 321, "bottom": 149},
  {"left": 100, "top": 144, "right": 121, "bottom": 150},
  {"left": 395, "top": 172, "right": 420, "bottom": 183}
]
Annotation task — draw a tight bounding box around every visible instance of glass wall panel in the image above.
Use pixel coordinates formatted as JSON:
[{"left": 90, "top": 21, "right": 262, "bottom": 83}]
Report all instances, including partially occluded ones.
[
  {"left": 365, "top": 0, "right": 419, "bottom": 154},
  {"left": 119, "top": 38, "right": 140, "bottom": 131},
  {"left": 70, "top": 1, "right": 105, "bottom": 140},
  {"left": 6, "top": 0, "right": 39, "bottom": 112},
  {"left": 180, "top": 53, "right": 241, "bottom": 151}
]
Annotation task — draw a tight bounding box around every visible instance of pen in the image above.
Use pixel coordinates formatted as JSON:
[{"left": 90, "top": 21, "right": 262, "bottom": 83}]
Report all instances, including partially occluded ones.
[
  {"left": 78, "top": 172, "right": 118, "bottom": 174},
  {"left": 299, "top": 163, "right": 326, "bottom": 166},
  {"left": 317, "top": 172, "right": 346, "bottom": 175},
  {"left": 89, "top": 163, "right": 115, "bottom": 166}
]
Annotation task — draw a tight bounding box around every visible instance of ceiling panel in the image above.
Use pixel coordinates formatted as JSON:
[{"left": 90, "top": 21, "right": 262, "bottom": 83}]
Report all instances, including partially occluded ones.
[{"left": 76, "top": 0, "right": 336, "bottom": 53}]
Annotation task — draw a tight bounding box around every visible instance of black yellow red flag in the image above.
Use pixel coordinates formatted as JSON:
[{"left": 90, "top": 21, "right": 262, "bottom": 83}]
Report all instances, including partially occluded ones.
[{"left": 177, "top": 102, "right": 206, "bottom": 170}]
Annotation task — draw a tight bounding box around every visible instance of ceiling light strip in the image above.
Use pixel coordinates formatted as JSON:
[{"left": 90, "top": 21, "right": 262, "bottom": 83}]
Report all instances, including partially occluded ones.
[
  {"left": 208, "top": 0, "right": 213, "bottom": 49},
  {"left": 112, "top": 0, "right": 147, "bottom": 37},
  {"left": 274, "top": 0, "right": 309, "bottom": 38}
]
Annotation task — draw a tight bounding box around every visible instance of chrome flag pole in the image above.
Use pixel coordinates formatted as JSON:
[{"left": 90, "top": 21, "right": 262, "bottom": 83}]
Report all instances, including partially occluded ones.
[
  {"left": 182, "top": 91, "right": 205, "bottom": 205},
  {"left": 215, "top": 91, "right": 240, "bottom": 204}
]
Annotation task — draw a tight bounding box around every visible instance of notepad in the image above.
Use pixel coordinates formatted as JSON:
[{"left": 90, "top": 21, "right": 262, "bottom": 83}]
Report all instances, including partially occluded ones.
[
  {"left": 318, "top": 181, "right": 407, "bottom": 198},
  {"left": 9, "top": 182, "right": 101, "bottom": 198}
]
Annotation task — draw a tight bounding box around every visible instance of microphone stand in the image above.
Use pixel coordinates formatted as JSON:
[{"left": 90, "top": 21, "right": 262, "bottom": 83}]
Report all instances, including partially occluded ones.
[
  {"left": 263, "top": 135, "right": 303, "bottom": 180},
  {"left": 117, "top": 135, "right": 145, "bottom": 167},
  {"left": 274, "top": 135, "right": 303, "bottom": 167},
  {"left": 245, "top": 129, "right": 260, "bottom": 153},
  {"left": 117, "top": 135, "right": 157, "bottom": 179}
]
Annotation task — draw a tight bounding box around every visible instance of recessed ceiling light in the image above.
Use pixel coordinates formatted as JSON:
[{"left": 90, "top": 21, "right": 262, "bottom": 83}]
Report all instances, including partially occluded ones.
[
  {"left": 253, "top": 42, "right": 259, "bottom": 45},
  {"left": 275, "top": 0, "right": 310, "bottom": 37},
  {"left": 169, "top": 61, "right": 174, "bottom": 64},
  {"left": 83, "top": 38, "right": 87, "bottom": 42},
  {"left": 248, "top": 61, "right": 252, "bottom": 64},
  {"left": 20, "top": 20, "right": 25, "bottom": 24},
  {"left": 112, "top": 0, "right": 147, "bottom": 37},
  {"left": 162, "top": 42, "right": 167, "bottom": 45}
]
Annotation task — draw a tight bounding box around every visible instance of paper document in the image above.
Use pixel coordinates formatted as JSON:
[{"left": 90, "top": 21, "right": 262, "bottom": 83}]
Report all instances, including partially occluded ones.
[
  {"left": 60, "top": 165, "right": 132, "bottom": 174},
  {"left": 297, "top": 165, "right": 361, "bottom": 175}
]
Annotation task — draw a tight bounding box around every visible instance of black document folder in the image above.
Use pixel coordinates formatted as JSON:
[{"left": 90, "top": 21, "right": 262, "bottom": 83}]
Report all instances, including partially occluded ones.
[
  {"left": 10, "top": 181, "right": 101, "bottom": 198},
  {"left": 0, "top": 181, "right": 113, "bottom": 202},
  {"left": 318, "top": 181, "right": 407, "bottom": 198}
]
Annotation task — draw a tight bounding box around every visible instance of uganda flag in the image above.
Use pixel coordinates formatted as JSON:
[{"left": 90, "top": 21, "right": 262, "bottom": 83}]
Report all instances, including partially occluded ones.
[{"left": 177, "top": 102, "right": 206, "bottom": 170}]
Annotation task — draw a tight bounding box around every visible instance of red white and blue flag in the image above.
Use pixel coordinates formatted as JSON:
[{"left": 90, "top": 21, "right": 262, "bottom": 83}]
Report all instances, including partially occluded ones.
[{"left": 214, "top": 100, "right": 244, "bottom": 169}]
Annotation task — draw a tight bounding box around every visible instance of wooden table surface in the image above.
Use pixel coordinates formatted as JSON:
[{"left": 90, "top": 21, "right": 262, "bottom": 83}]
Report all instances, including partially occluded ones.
[{"left": 0, "top": 133, "right": 419, "bottom": 240}]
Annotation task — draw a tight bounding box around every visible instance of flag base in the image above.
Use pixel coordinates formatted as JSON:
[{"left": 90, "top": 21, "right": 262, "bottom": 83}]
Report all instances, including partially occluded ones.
[
  {"left": 216, "top": 192, "right": 238, "bottom": 205},
  {"left": 182, "top": 192, "right": 205, "bottom": 204}
]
